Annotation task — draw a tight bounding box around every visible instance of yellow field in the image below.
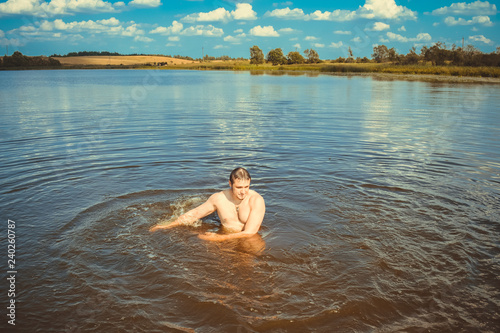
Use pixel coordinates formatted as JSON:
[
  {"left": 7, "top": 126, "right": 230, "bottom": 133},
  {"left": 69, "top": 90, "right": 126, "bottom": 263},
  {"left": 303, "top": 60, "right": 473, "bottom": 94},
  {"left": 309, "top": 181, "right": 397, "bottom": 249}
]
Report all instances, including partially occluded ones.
[{"left": 53, "top": 55, "right": 198, "bottom": 66}]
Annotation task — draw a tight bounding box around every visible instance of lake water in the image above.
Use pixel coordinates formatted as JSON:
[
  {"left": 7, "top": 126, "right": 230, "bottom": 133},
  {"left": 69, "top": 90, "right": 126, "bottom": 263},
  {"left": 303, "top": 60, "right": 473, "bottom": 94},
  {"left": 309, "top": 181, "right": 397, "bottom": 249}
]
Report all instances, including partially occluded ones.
[{"left": 0, "top": 69, "right": 499, "bottom": 332}]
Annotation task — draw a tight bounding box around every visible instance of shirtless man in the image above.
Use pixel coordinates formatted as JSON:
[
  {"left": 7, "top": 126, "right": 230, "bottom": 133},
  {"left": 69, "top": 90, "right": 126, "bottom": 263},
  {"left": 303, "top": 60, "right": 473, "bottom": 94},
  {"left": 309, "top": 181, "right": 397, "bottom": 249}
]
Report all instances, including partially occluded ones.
[{"left": 150, "top": 167, "right": 265, "bottom": 241}]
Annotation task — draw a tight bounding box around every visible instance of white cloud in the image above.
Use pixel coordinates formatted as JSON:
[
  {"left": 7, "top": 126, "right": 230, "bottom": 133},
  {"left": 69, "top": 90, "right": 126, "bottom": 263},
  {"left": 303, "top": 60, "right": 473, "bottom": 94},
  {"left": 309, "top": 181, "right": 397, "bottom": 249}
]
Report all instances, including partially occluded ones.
[
  {"left": 398, "top": 25, "right": 406, "bottom": 31},
  {"left": 431, "top": 1, "right": 497, "bottom": 16},
  {"left": 231, "top": 3, "right": 257, "bottom": 20},
  {"left": 352, "top": 37, "right": 362, "bottom": 42},
  {"left": 224, "top": 35, "right": 242, "bottom": 44},
  {"left": 181, "top": 4, "right": 257, "bottom": 23},
  {"left": 233, "top": 29, "right": 243, "bottom": 34},
  {"left": 128, "top": 0, "right": 161, "bottom": 8},
  {"left": 150, "top": 21, "right": 183, "bottom": 35},
  {"left": 266, "top": 7, "right": 306, "bottom": 19},
  {"left": 213, "top": 44, "right": 226, "bottom": 49},
  {"left": 266, "top": 1, "right": 416, "bottom": 21},
  {"left": 334, "top": 30, "right": 352, "bottom": 35},
  {"left": 366, "top": 22, "right": 390, "bottom": 31},
  {"left": 180, "top": 25, "right": 224, "bottom": 37},
  {"left": 279, "top": 27, "right": 297, "bottom": 33},
  {"left": 11, "top": 17, "right": 149, "bottom": 42},
  {"left": 168, "top": 36, "right": 179, "bottom": 41},
  {"left": 0, "top": 0, "right": 119, "bottom": 17},
  {"left": 444, "top": 15, "right": 493, "bottom": 26},
  {"left": 249, "top": 25, "right": 279, "bottom": 37},
  {"left": 469, "top": 34, "right": 493, "bottom": 44},
  {"left": 386, "top": 32, "right": 432, "bottom": 43},
  {"left": 182, "top": 7, "right": 232, "bottom": 23},
  {"left": 313, "top": 43, "right": 325, "bottom": 48},
  {"left": 359, "top": 0, "right": 417, "bottom": 20},
  {"left": 293, "top": 43, "right": 301, "bottom": 49},
  {"left": 121, "top": 24, "right": 145, "bottom": 37},
  {"left": 329, "top": 41, "right": 344, "bottom": 48},
  {"left": 308, "top": 9, "right": 358, "bottom": 21},
  {"left": 134, "top": 35, "right": 153, "bottom": 42},
  {"left": 305, "top": 36, "right": 318, "bottom": 41}
]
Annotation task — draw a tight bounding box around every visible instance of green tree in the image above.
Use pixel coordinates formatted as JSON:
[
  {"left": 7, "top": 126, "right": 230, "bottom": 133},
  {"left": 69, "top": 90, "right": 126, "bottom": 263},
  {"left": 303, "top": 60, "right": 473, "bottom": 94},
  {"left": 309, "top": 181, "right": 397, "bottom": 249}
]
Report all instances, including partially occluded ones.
[
  {"left": 249, "top": 45, "right": 264, "bottom": 64},
  {"left": 421, "top": 42, "right": 453, "bottom": 66},
  {"left": 267, "top": 48, "right": 286, "bottom": 65},
  {"left": 388, "top": 47, "right": 398, "bottom": 62},
  {"left": 286, "top": 51, "right": 305, "bottom": 64},
  {"left": 372, "top": 45, "right": 389, "bottom": 62},
  {"left": 304, "top": 49, "right": 320, "bottom": 63},
  {"left": 401, "top": 47, "right": 420, "bottom": 65}
]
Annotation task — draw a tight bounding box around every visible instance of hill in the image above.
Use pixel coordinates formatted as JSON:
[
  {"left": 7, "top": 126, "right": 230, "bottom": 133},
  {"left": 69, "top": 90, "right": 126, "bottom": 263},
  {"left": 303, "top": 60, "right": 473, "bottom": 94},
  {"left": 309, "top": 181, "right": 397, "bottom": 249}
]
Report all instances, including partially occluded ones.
[{"left": 53, "top": 55, "right": 198, "bottom": 66}]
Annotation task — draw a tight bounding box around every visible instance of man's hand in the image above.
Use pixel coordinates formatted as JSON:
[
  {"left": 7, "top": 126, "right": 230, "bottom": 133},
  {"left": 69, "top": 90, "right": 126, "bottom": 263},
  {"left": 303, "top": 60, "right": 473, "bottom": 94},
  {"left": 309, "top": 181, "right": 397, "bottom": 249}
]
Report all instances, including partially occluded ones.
[
  {"left": 198, "top": 231, "right": 255, "bottom": 241},
  {"left": 149, "top": 223, "right": 177, "bottom": 232},
  {"left": 197, "top": 232, "right": 219, "bottom": 241}
]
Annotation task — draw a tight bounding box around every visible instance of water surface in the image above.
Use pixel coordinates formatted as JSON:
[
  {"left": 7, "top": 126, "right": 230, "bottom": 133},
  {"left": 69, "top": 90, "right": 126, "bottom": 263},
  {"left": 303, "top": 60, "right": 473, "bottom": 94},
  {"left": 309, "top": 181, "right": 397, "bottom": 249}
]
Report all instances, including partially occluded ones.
[{"left": 0, "top": 70, "right": 499, "bottom": 332}]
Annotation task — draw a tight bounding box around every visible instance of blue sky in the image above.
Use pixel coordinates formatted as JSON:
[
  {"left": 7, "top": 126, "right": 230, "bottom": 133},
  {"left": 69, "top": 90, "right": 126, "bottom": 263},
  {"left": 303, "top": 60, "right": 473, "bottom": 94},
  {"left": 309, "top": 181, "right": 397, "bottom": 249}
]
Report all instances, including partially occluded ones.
[{"left": 0, "top": 0, "right": 498, "bottom": 59}]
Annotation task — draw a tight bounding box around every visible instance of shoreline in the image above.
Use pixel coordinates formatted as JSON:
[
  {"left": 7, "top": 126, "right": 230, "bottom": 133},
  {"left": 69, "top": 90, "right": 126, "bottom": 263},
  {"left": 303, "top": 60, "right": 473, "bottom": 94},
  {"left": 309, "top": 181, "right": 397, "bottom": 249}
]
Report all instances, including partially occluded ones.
[{"left": 2, "top": 63, "right": 500, "bottom": 85}]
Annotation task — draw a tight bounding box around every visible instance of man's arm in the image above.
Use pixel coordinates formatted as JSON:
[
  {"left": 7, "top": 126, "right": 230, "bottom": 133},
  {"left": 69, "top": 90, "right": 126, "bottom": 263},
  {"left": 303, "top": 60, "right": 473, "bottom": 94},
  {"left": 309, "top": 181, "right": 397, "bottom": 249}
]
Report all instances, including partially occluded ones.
[
  {"left": 150, "top": 194, "right": 217, "bottom": 232},
  {"left": 198, "top": 194, "right": 265, "bottom": 241}
]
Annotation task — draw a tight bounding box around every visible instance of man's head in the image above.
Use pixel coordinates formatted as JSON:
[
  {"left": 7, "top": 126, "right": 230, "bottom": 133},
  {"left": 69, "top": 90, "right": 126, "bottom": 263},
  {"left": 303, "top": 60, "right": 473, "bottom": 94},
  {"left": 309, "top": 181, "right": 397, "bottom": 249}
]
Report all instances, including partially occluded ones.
[
  {"left": 229, "top": 167, "right": 251, "bottom": 185},
  {"left": 229, "top": 167, "right": 251, "bottom": 201}
]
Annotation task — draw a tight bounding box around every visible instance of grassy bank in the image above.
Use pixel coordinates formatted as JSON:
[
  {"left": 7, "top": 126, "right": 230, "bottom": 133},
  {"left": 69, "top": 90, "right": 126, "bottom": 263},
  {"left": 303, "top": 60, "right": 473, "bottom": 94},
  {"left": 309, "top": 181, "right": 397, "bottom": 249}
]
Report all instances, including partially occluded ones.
[
  {"left": 160, "top": 60, "right": 500, "bottom": 78},
  {"left": 318, "top": 63, "right": 500, "bottom": 77}
]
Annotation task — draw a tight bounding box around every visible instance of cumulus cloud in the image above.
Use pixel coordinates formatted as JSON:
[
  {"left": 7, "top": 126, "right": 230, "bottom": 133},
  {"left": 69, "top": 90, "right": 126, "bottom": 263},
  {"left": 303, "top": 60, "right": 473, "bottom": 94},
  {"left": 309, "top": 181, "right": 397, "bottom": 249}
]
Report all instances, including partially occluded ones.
[
  {"left": 313, "top": 43, "right": 325, "bottom": 48},
  {"left": 0, "top": 0, "right": 119, "bottom": 17},
  {"left": 180, "top": 25, "right": 224, "bottom": 37},
  {"left": 267, "top": 7, "right": 306, "bottom": 20},
  {"left": 150, "top": 21, "right": 183, "bottom": 35},
  {"left": 223, "top": 35, "right": 241, "bottom": 44},
  {"left": 279, "top": 27, "right": 297, "bottom": 33},
  {"left": 359, "top": 0, "right": 416, "bottom": 20},
  {"left": 128, "top": 0, "right": 161, "bottom": 8},
  {"left": 366, "top": 22, "right": 390, "bottom": 31},
  {"left": 334, "top": 30, "right": 352, "bottom": 35},
  {"left": 231, "top": 3, "right": 257, "bottom": 20},
  {"left": 469, "top": 34, "right": 493, "bottom": 44},
  {"left": 386, "top": 32, "right": 432, "bottom": 43},
  {"left": 181, "top": 3, "right": 256, "bottom": 23},
  {"left": 431, "top": 1, "right": 497, "bottom": 16},
  {"left": 329, "top": 41, "right": 344, "bottom": 48},
  {"left": 444, "top": 15, "right": 493, "bottom": 26},
  {"left": 249, "top": 25, "right": 279, "bottom": 37},
  {"left": 266, "top": 0, "right": 416, "bottom": 21},
  {"left": 11, "top": 17, "right": 150, "bottom": 42},
  {"left": 134, "top": 35, "right": 153, "bottom": 42},
  {"left": 305, "top": 36, "right": 318, "bottom": 41}
]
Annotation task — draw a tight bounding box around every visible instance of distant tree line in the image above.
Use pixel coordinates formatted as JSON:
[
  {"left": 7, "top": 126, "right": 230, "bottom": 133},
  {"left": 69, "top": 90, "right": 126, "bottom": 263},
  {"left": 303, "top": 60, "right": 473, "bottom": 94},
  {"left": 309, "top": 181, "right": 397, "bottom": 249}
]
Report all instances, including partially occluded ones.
[
  {"left": 51, "top": 51, "right": 122, "bottom": 57},
  {"left": 1, "top": 51, "right": 61, "bottom": 68},
  {"left": 250, "top": 43, "right": 500, "bottom": 67},
  {"left": 250, "top": 46, "right": 321, "bottom": 65},
  {"left": 368, "top": 43, "right": 499, "bottom": 67},
  {"left": 197, "top": 54, "right": 247, "bottom": 62}
]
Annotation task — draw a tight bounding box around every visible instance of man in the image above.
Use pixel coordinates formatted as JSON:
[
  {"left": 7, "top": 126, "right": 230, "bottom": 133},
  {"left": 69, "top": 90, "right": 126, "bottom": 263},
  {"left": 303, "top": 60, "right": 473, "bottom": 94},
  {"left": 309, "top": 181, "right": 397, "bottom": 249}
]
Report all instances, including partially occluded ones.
[{"left": 150, "top": 167, "right": 265, "bottom": 241}]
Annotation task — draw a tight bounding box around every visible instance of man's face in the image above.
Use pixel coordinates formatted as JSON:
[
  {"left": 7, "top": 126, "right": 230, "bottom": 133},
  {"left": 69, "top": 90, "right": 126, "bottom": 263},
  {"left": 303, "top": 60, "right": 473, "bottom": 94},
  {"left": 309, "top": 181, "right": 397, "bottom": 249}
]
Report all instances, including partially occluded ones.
[{"left": 230, "top": 178, "right": 250, "bottom": 201}]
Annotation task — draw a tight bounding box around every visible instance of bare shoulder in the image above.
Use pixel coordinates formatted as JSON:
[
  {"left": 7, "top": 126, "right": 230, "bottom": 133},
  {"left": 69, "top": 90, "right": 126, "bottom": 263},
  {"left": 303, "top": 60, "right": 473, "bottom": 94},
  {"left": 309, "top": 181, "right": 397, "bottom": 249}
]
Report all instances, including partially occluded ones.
[
  {"left": 249, "top": 190, "right": 265, "bottom": 206},
  {"left": 208, "top": 191, "right": 226, "bottom": 203}
]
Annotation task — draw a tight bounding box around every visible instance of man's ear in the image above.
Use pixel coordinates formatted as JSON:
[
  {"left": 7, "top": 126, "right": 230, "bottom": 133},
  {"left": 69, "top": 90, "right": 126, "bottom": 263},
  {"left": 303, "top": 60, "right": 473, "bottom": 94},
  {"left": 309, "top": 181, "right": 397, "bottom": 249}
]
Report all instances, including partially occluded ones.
[{"left": 228, "top": 180, "right": 232, "bottom": 188}]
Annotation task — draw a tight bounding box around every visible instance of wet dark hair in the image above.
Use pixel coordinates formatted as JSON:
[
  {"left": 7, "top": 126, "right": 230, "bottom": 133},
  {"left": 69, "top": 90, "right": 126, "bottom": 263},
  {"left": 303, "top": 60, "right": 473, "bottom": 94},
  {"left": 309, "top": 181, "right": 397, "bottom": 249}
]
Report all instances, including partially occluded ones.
[{"left": 229, "top": 167, "right": 251, "bottom": 184}]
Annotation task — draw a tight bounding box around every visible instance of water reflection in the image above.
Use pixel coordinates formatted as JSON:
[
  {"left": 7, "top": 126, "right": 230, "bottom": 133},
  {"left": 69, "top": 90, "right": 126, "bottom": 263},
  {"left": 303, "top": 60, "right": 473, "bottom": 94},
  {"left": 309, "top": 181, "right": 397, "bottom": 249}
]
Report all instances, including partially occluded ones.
[{"left": 0, "top": 70, "right": 499, "bottom": 332}]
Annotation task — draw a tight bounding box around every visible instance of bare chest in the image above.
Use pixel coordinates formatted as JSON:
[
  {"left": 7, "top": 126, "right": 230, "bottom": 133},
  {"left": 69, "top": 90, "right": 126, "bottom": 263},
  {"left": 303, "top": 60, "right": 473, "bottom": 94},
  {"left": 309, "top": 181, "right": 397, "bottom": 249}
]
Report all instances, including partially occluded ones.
[{"left": 217, "top": 200, "right": 251, "bottom": 226}]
